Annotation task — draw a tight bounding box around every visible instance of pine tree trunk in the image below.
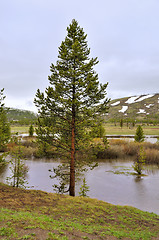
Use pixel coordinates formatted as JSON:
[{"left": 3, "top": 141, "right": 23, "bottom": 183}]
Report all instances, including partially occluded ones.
[
  {"left": 70, "top": 80, "right": 76, "bottom": 196},
  {"left": 70, "top": 113, "right": 75, "bottom": 196},
  {"left": 13, "top": 161, "right": 16, "bottom": 187},
  {"left": 16, "top": 157, "right": 20, "bottom": 188}
]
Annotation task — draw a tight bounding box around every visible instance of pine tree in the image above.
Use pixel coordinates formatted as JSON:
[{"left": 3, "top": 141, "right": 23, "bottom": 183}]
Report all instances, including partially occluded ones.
[
  {"left": 120, "top": 119, "right": 123, "bottom": 128},
  {"left": 134, "top": 125, "right": 145, "bottom": 142},
  {"left": 0, "top": 88, "right": 10, "bottom": 151},
  {"left": 29, "top": 124, "right": 34, "bottom": 137},
  {"left": 34, "top": 19, "right": 109, "bottom": 196},
  {"left": 7, "top": 137, "right": 28, "bottom": 188},
  {"left": 133, "top": 146, "right": 146, "bottom": 175},
  {"left": 79, "top": 178, "right": 89, "bottom": 197}
]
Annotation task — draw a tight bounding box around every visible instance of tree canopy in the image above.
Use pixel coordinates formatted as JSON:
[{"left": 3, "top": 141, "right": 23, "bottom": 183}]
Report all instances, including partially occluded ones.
[
  {"left": 0, "top": 88, "right": 10, "bottom": 151},
  {"left": 34, "top": 19, "right": 109, "bottom": 196}
]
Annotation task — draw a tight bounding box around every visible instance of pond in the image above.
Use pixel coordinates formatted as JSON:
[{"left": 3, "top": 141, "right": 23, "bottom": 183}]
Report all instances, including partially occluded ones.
[
  {"left": 0, "top": 158, "right": 159, "bottom": 215},
  {"left": 107, "top": 135, "right": 158, "bottom": 144}
]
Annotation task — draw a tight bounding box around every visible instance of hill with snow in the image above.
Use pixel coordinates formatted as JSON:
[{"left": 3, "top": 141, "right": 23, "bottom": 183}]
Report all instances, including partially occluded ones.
[
  {"left": 7, "top": 108, "right": 37, "bottom": 123},
  {"left": 107, "top": 93, "right": 159, "bottom": 121}
]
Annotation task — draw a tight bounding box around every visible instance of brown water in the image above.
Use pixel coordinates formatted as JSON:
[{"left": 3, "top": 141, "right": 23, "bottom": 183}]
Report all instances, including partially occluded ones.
[{"left": 0, "top": 158, "right": 159, "bottom": 215}]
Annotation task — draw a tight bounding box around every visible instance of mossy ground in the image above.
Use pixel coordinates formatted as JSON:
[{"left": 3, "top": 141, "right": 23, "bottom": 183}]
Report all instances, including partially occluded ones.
[{"left": 0, "top": 183, "right": 159, "bottom": 240}]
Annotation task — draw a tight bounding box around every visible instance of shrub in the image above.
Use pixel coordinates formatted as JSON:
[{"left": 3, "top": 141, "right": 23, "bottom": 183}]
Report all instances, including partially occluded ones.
[
  {"left": 122, "top": 142, "right": 139, "bottom": 156},
  {"left": 21, "top": 139, "right": 37, "bottom": 148},
  {"left": 142, "top": 142, "right": 159, "bottom": 151},
  {"left": 97, "top": 145, "right": 124, "bottom": 159},
  {"left": 109, "top": 139, "right": 127, "bottom": 146},
  {"left": 19, "top": 146, "right": 38, "bottom": 158},
  {"left": 145, "top": 148, "right": 159, "bottom": 165}
]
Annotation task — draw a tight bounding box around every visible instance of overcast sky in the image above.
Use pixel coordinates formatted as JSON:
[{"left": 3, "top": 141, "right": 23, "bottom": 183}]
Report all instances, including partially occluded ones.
[{"left": 1, "top": 0, "right": 159, "bottom": 112}]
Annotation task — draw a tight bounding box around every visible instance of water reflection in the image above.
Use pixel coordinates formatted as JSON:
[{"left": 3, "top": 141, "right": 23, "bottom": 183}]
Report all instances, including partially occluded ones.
[
  {"left": 0, "top": 158, "right": 159, "bottom": 215},
  {"left": 107, "top": 135, "right": 158, "bottom": 144}
]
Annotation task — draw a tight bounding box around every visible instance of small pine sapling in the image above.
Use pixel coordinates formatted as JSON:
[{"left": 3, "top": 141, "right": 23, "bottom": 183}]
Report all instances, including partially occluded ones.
[
  {"left": 6, "top": 137, "right": 29, "bottom": 188},
  {"left": 29, "top": 124, "right": 34, "bottom": 137},
  {"left": 133, "top": 146, "right": 146, "bottom": 175},
  {"left": 134, "top": 125, "right": 145, "bottom": 142},
  {"left": 79, "top": 178, "right": 90, "bottom": 197},
  {"left": 120, "top": 119, "right": 123, "bottom": 128}
]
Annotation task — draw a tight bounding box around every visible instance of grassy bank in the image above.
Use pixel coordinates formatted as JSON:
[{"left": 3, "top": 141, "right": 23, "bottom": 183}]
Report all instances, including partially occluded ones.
[{"left": 0, "top": 183, "right": 159, "bottom": 240}]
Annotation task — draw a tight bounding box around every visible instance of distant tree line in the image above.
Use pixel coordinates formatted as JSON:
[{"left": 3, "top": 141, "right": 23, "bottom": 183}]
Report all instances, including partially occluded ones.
[
  {"left": 7, "top": 109, "right": 37, "bottom": 125},
  {"left": 108, "top": 118, "right": 159, "bottom": 126}
]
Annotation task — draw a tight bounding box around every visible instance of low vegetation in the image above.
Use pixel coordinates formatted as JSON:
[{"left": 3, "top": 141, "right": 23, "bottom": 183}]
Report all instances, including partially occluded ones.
[
  {"left": 0, "top": 183, "right": 159, "bottom": 240},
  {"left": 4, "top": 135, "right": 159, "bottom": 166},
  {"left": 97, "top": 139, "right": 159, "bottom": 165}
]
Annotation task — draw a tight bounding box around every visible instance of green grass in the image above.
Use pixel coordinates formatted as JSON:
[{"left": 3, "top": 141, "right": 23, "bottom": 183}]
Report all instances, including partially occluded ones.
[
  {"left": 10, "top": 123, "right": 159, "bottom": 136},
  {"left": 104, "top": 122, "right": 159, "bottom": 135},
  {"left": 11, "top": 126, "right": 30, "bottom": 134},
  {"left": 0, "top": 183, "right": 159, "bottom": 239}
]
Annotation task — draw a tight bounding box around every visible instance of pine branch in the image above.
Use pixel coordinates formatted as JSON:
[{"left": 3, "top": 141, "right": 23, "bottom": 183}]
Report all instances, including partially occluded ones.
[{"left": 52, "top": 138, "right": 71, "bottom": 153}]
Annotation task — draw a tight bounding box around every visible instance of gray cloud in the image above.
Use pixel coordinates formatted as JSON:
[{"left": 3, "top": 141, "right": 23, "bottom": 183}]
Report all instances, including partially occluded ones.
[{"left": 0, "top": 0, "right": 159, "bottom": 110}]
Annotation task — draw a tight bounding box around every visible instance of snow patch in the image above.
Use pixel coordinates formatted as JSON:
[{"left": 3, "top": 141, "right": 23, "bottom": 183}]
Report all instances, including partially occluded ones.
[
  {"left": 137, "top": 109, "right": 146, "bottom": 114},
  {"left": 111, "top": 101, "right": 120, "bottom": 106},
  {"left": 145, "top": 104, "right": 154, "bottom": 108},
  {"left": 125, "top": 96, "right": 138, "bottom": 104},
  {"left": 124, "top": 94, "right": 154, "bottom": 104},
  {"left": 135, "top": 94, "right": 154, "bottom": 103},
  {"left": 119, "top": 106, "right": 128, "bottom": 113}
]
